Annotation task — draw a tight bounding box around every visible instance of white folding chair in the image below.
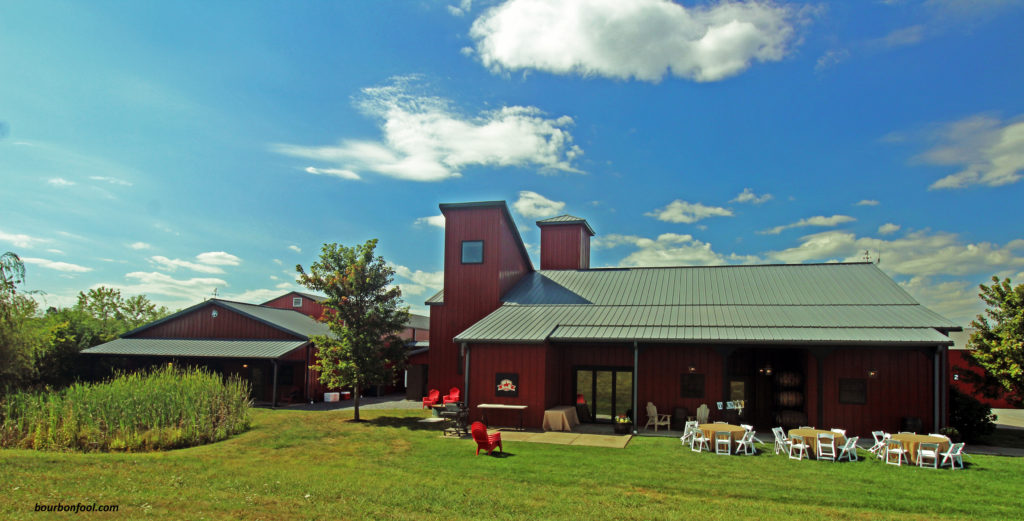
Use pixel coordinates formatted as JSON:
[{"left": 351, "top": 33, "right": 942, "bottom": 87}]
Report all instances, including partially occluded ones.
[
  {"left": 830, "top": 428, "right": 847, "bottom": 436},
  {"left": 869, "top": 432, "right": 889, "bottom": 458},
  {"left": 885, "top": 439, "right": 908, "bottom": 466},
  {"left": 772, "top": 427, "right": 791, "bottom": 455},
  {"left": 735, "top": 430, "right": 756, "bottom": 455},
  {"left": 918, "top": 442, "right": 940, "bottom": 469},
  {"left": 837, "top": 436, "right": 859, "bottom": 462},
  {"left": 741, "top": 424, "right": 766, "bottom": 446},
  {"left": 696, "top": 404, "right": 709, "bottom": 424},
  {"left": 799, "top": 425, "right": 814, "bottom": 429},
  {"left": 817, "top": 433, "right": 837, "bottom": 462},
  {"left": 691, "top": 428, "right": 710, "bottom": 453},
  {"left": 715, "top": 431, "right": 732, "bottom": 455},
  {"left": 680, "top": 422, "right": 698, "bottom": 446},
  {"left": 789, "top": 434, "right": 809, "bottom": 460},
  {"left": 941, "top": 442, "right": 965, "bottom": 470}
]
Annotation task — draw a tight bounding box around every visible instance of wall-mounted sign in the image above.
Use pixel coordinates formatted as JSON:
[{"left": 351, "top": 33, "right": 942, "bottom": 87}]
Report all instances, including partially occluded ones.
[{"left": 495, "top": 373, "right": 518, "bottom": 397}]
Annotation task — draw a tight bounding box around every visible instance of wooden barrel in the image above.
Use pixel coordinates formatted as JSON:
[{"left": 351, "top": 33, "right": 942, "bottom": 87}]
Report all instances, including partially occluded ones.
[
  {"left": 777, "top": 391, "right": 804, "bottom": 407},
  {"left": 776, "top": 372, "right": 802, "bottom": 388},
  {"left": 778, "top": 409, "right": 808, "bottom": 428}
]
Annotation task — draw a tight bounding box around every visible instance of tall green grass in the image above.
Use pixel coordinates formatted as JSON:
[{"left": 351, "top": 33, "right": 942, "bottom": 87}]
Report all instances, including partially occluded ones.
[{"left": 0, "top": 366, "right": 251, "bottom": 452}]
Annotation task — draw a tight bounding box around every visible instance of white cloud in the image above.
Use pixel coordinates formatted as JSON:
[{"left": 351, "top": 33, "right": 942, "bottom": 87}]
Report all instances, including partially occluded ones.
[
  {"left": 815, "top": 48, "right": 850, "bottom": 71},
  {"left": 47, "top": 178, "right": 75, "bottom": 187},
  {"left": 0, "top": 230, "right": 50, "bottom": 249},
  {"left": 899, "top": 276, "right": 984, "bottom": 326},
  {"left": 273, "top": 259, "right": 283, "bottom": 265},
  {"left": 288, "top": 245, "right": 302, "bottom": 253},
  {"left": 129, "top": 242, "right": 152, "bottom": 250},
  {"left": 414, "top": 215, "right": 446, "bottom": 228},
  {"left": 871, "top": 24, "right": 925, "bottom": 48},
  {"left": 195, "top": 251, "right": 242, "bottom": 266},
  {"left": 46, "top": 249, "right": 64, "bottom": 255},
  {"left": 646, "top": 200, "right": 733, "bottom": 224},
  {"left": 731, "top": 188, "right": 773, "bottom": 204},
  {"left": 149, "top": 256, "right": 225, "bottom": 275},
  {"left": 919, "top": 114, "right": 1024, "bottom": 189},
  {"left": 389, "top": 262, "right": 442, "bottom": 290},
  {"left": 855, "top": 199, "right": 880, "bottom": 206},
  {"left": 469, "top": 0, "right": 801, "bottom": 83},
  {"left": 766, "top": 230, "right": 1024, "bottom": 277},
  {"left": 305, "top": 166, "right": 361, "bottom": 180},
  {"left": 513, "top": 190, "right": 566, "bottom": 218},
  {"left": 758, "top": 214, "right": 856, "bottom": 235},
  {"left": 878, "top": 223, "right": 901, "bottom": 235},
  {"left": 601, "top": 233, "right": 761, "bottom": 267},
  {"left": 105, "top": 272, "right": 226, "bottom": 303},
  {"left": 225, "top": 288, "right": 288, "bottom": 305},
  {"left": 21, "top": 257, "right": 92, "bottom": 273},
  {"left": 89, "top": 176, "right": 133, "bottom": 186},
  {"left": 448, "top": 0, "right": 473, "bottom": 16},
  {"left": 273, "top": 76, "right": 582, "bottom": 182}
]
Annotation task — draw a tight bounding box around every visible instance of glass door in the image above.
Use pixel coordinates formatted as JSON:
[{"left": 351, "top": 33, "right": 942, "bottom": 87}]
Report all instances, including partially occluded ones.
[{"left": 574, "top": 367, "right": 633, "bottom": 422}]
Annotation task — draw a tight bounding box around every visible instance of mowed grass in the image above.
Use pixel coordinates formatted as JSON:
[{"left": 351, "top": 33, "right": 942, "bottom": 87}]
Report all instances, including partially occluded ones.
[{"left": 2, "top": 408, "right": 1022, "bottom": 521}]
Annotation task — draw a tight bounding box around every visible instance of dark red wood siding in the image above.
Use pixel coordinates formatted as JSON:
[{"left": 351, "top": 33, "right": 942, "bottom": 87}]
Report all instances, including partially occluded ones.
[
  {"left": 263, "top": 293, "right": 324, "bottom": 319},
  {"left": 948, "top": 349, "right": 1019, "bottom": 408},
  {"left": 428, "top": 205, "right": 531, "bottom": 394},
  {"left": 131, "top": 304, "right": 299, "bottom": 340},
  {"left": 819, "top": 348, "right": 936, "bottom": 436},
  {"left": 540, "top": 224, "right": 590, "bottom": 270},
  {"left": 468, "top": 343, "right": 551, "bottom": 427}
]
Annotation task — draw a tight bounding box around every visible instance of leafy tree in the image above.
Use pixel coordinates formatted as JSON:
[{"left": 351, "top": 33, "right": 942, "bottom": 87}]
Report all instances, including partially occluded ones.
[
  {"left": 74, "top": 286, "right": 169, "bottom": 342},
  {"left": 0, "top": 252, "right": 37, "bottom": 393},
  {"left": 966, "top": 276, "right": 1024, "bottom": 407},
  {"left": 297, "top": 239, "right": 409, "bottom": 421}
]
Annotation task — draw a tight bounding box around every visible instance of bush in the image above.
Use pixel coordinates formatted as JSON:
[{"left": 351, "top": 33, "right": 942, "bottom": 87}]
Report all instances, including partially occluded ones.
[
  {"left": 0, "top": 366, "right": 251, "bottom": 451},
  {"left": 949, "top": 387, "right": 997, "bottom": 443}
]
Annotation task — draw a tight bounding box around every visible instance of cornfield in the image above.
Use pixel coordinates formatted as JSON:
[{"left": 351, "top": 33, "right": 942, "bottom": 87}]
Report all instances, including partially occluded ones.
[{"left": 0, "top": 366, "right": 251, "bottom": 452}]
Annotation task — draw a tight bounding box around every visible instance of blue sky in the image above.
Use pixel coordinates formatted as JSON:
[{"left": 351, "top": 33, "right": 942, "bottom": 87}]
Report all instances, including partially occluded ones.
[{"left": 2, "top": 0, "right": 1022, "bottom": 325}]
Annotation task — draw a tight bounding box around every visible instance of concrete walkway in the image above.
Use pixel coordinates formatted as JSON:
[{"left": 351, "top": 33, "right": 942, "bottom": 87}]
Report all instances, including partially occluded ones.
[{"left": 994, "top": 408, "right": 1024, "bottom": 429}]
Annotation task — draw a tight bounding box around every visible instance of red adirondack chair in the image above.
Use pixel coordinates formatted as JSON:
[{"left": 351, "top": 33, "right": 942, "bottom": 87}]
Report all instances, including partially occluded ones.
[
  {"left": 471, "top": 422, "right": 502, "bottom": 455},
  {"left": 422, "top": 389, "right": 440, "bottom": 409},
  {"left": 442, "top": 387, "right": 460, "bottom": 405}
]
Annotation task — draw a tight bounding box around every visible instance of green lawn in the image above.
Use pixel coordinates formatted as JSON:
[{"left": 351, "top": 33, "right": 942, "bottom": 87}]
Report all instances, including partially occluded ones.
[{"left": 1, "top": 408, "right": 1021, "bottom": 520}]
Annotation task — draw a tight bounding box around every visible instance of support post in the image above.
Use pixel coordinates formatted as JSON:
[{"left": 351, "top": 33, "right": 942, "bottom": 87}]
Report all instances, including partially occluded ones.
[
  {"left": 934, "top": 345, "right": 941, "bottom": 432},
  {"left": 632, "top": 341, "right": 639, "bottom": 435},
  {"left": 462, "top": 343, "right": 470, "bottom": 410},
  {"left": 271, "top": 359, "right": 279, "bottom": 408}
]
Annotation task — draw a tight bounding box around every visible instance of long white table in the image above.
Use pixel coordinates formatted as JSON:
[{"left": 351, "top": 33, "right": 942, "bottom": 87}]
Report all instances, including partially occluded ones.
[{"left": 477, "top": 403, "right": 528, "bottom": 430}]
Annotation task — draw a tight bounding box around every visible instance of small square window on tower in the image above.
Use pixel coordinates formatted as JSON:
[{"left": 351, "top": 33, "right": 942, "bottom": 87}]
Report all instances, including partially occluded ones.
[
  {"left": 292, "top": 297, "right": 302, "bottom": 307},
  {"left": 461, "top": 240, "right": 484, "bottom": 264}
]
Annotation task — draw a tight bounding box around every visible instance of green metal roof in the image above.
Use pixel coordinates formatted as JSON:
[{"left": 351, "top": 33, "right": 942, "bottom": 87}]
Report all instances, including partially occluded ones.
[
  {"left": 536, "top": 214, "right": 596, "bottom": 236},
  {"left": 407, "top": 313, "right": 430, "bottom": 330},
  {"left": 454, "top": 263, "right": 959, "bottom": 345},
  {"left": 82, "top": 338, "right": 307, "bottom": 358},
  {"left": 425, "top": 289, "right": 444, "bottom": 306},
  {"left": 123, "top": 298, "right": 331, "bottom": 340}
]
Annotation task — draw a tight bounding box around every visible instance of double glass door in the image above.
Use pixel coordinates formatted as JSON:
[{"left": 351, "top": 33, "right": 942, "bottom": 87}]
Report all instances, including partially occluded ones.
[{"left": 575, "top": 367, "right": 633, "bottom": 422}]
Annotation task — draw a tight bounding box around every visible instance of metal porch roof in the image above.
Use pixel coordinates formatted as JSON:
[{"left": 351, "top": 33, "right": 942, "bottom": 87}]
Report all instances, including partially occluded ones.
[{"left": 81, "top": 338, "right": 308, "bottom": 359}]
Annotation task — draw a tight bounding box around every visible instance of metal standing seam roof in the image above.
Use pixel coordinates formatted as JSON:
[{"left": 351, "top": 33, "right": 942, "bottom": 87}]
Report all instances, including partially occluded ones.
[
  {"left": 453, "top": 263, "right": 960, "bottom": 345},
  {"left": 426, "top": 290, "right": 444, "bottom": 306},
  {"left": 536, "top": 214, "right": 596, "bottom": 236},
  {"left": 81, "top": 338, "right": 308, "bottom": 359}
]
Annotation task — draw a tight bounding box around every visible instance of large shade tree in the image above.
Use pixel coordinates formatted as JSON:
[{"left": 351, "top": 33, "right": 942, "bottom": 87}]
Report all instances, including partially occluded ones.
[
  {"left": 297, "top": 239, "right": 409, "bottom": 421},
  {"left": 0, "top": 252, "right": 37, "bottom": 394},
  {"left": 966, "top": 276, "right": 1024, "bottom": 407}
]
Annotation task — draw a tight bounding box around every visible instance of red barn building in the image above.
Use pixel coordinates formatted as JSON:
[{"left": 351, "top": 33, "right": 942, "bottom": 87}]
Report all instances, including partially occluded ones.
[
  {"left": 84, "top": 291, "right": 428, "bottom": 406},
  {"left": 426, "top": 201, "right": 961, "bottom": 436}
]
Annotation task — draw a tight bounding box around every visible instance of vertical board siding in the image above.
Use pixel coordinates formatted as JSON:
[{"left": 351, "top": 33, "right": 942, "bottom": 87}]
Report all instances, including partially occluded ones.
[
  {"left": 638, "top": 345, "right": 722, "bottom": 426},
  {"left": 469, "top": 343, "right": 549, "bottom": 427},
  {"left": 823, "top": 348, "right": 935, "bottom": 436},
  {"left": 429, "top": 205, "right": 531, "bottom": 394},
  {"left": 540, "top": 225, "right": 589, "bottom": 270},
  {"left": 131, "top": 305, "right": 298, "bottom": 340},
  {"left": 262, "top": 293, "right": 324, "bottom": 319},
  {"left": 949, "top": 349, "right": 1019, "bottom": 408}
]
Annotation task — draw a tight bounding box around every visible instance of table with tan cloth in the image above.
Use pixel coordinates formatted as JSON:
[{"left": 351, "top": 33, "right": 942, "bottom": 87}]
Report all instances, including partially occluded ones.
[
  {"left": 699, "top": 423, "right": 746, "bottom": 452},
  {"left": 542, "top": 406, "right": 580, "bottom": 432},
  {"left": 789, "top": 428, "right": 847, "bottom": 458},
  {"left": 890, "top": 433, "right": 950, "bottom": 465}
]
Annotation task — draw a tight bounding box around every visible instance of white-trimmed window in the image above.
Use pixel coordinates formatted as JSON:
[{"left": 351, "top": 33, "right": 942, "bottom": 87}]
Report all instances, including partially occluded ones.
[
  {"left": 461, "top": 240, "right": 484, "bottom": 264},
  {"left": 292, "top": 297, "right": 302, "bottom": 307}
]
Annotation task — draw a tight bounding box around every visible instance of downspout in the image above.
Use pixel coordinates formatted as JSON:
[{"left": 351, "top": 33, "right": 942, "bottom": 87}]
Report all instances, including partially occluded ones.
[
  {"left": 934, "top": 345, "right": 941, "bottom": 432},
  {"left": 633, "top": 341, "right": 638, "bottom": 435},
  {"left": 271, "top": 359, "right": 279, "bottom": 408}
]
